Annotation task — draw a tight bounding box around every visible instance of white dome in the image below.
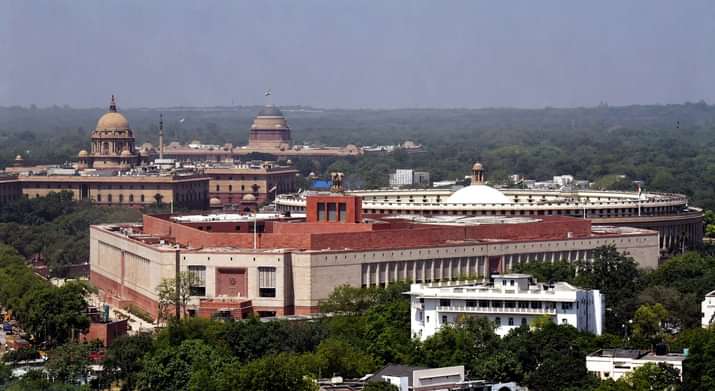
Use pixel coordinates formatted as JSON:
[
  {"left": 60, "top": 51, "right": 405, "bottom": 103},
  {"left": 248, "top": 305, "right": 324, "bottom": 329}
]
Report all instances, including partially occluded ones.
[{"left": 446, "top": 185, "right": 513, "bottom": 204}]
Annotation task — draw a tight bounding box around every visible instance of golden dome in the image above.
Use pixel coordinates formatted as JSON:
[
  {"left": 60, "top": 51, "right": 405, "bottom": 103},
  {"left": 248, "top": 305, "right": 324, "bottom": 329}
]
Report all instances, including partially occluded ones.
[
  {"left": 96, "top": 112, "right": 129, "bottom": 130},
  {"left": 78, "top": 150, "right": 89, "bottom": 157}
]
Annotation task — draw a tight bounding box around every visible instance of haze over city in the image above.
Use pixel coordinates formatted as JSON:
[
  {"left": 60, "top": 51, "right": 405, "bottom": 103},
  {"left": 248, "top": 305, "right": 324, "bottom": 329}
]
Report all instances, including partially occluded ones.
[{"left": 2, "top": 0, "right": 715, "bottom": 109}]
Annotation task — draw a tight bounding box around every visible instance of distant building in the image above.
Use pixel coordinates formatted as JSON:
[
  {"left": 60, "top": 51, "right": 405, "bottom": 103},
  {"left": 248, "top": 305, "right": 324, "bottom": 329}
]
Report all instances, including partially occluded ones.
[
  {"left": 703, "top": 290, "right": 715, "bottom": 328},
  {"left": 586, "top": 348, "right": 685, "bottom": 381},
  {"left": 0, "top": 173, "right": 22, "bottom": 204},
  {"left": 276, "top": 162, "right": 703, "bottom": 256},
  {"left": 161, "top": 105, "right": 362, "bottom": 159},
  {"left": 205, "top": 163, "right": 298, "bottom": 211},
  {"left": 389, "top": 169, "right": 430, "bottom": 187},
  {"left": 407, "top": 274, "right": 605, "bottom": 339}
]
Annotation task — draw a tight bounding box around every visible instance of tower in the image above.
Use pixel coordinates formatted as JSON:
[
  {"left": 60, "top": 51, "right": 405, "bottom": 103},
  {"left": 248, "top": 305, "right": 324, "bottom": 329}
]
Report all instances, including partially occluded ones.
[{"left": 159, "top": 113, "right": 165, "bottom": 159}]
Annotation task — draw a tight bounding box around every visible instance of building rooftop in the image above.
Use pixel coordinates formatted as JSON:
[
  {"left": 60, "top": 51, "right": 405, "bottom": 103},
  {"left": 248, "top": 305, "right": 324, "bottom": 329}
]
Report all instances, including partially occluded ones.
[{"left": 589, "top": 349, "right": 686, "bottom": 362}]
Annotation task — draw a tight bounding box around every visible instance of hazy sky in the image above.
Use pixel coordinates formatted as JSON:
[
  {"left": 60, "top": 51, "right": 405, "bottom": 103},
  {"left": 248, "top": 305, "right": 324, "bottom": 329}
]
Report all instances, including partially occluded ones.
[{"left": 2, "top": 1, "right": 714, "bottom": 109}]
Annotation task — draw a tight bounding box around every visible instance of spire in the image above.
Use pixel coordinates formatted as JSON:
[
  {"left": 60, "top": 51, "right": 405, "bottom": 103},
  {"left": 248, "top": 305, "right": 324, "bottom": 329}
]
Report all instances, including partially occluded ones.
[
  {"left": 159, "top": 113, "right": 164, "bottom": 160},
  {"left": 109, "top": 95, "right": 117, "bottom": 112}
]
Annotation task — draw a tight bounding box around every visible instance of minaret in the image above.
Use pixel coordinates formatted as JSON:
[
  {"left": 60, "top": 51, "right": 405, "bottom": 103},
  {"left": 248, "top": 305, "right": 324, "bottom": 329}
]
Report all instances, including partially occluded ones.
[
  {"left": 159, "top": 113, "right": 164, "bottom": 159},
  {"left": 109, "top": 95, "right": 117, "bottom": 112}
]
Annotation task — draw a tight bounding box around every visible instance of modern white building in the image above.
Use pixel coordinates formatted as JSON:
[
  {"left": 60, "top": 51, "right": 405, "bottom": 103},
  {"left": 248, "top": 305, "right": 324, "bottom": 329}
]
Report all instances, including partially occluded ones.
[
  {"left": 702, "top": 290, "right": 715, "bottom": 328},
  {"left": 389, "top": 169, "right": 430, "bottom": 187},
  {"left": 407, "top": 274, "right": 605, "bottom": 339},
  {"left": 586, "top": 349, "right": 685, "bottom": 381}
]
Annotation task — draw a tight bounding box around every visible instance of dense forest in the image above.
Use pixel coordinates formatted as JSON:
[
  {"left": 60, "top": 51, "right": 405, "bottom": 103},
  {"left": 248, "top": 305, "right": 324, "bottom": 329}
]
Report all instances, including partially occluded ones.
[{"left": 3, "top": 102, "right": 715, "bottom": 207}]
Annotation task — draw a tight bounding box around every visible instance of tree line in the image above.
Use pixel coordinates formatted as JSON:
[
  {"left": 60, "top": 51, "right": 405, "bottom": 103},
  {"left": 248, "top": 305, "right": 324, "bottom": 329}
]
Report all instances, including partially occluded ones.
[{"left": 4, "top": 245, "right": 715, "bottom": 390}]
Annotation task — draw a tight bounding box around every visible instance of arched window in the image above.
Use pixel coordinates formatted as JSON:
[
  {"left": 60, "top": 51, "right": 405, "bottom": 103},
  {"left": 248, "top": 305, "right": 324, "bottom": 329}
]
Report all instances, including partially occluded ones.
[
  {"left": 108, "top": 194, "right": 113, "bottom": 203},
  {"left": 97, "top": 194, "right": 102, "bottom": 202},
  {"left": 119, "top": 194, "right": 124, "bottom": 203},
  {"left": 129, "top": 194, "right": 134, "bottom": 203},
  {"left": 141, "top": 194, "right": 145, "bottom": 202}
]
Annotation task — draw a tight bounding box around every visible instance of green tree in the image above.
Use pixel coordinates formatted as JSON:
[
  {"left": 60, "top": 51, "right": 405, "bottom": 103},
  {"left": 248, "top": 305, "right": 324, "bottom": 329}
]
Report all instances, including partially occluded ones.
[
  {"left": 220, "top": 353, "right": 317, "bottom": 391},
  {"left": 314, "top": 337, "right": 377, "bottom": 378},
  {"left": 681, "top": 328, "right": 715, "bottom": 390},
  {"left": 632, "top": 304, "right": 669, "bottom": 347},
  {"left": 576, "top": 245, "right": 644, "bottom": 333},
  {"left": 102, "top": 333, "right": 155, "bottom": 390},
  {"left": 135, "top": 339, "right": 227, "bottom": 391},
  {"left": 156, "top": 271, "right": 201, "bottom": 321},
  {"left": 623, "top": 362, "right": 682, "bottom": 390},
  {"left": 17, "top": 282, "right": 92, "bottom": 346},
  {"left": 45, "top": 342, "right": 92, "bottom": 385},
  {"left": 511, "top": 260, "right": 576, "bottom": 283},
  {"left": 0, "top": 361, "right": 12, "bottom": 388}
]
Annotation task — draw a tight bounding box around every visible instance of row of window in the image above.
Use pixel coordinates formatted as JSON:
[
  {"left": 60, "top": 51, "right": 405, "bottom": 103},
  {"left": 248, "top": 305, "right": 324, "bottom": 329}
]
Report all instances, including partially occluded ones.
[
  {"left": 215, "top": 184, "right": 260, "bottom": 192},
  {"left": 436, "top": 298, "right": 573, "bottom": 310}
]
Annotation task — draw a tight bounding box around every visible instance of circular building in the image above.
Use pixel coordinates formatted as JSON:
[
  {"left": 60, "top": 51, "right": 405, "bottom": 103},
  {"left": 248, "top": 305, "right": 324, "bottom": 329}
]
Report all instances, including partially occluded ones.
[
  {"left": 275, "top": 163, "right": 703, "bottom": 255},
  {"left": 247, "top": 105, "right": 291, "bottom": 149}
]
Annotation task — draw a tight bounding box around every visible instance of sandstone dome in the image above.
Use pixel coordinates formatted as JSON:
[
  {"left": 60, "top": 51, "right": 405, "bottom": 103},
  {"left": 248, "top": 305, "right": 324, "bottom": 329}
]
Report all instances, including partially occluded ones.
[
  {"left": 96, "top": 111, "right": 129, "bottom": 130},
  {"left": 78, "top": 150, "right": 88, "bottom": 157},
  {"left": 209, "top": 197, "right": 222, "bottom": 207},
  {"left": 446, "top": 184, "right": 512, "bottom": 204},
  {"left": 242, "top": 194, "right": 257, "bottom": 202},
  {"left": 120, "top": 149, "right": 133, "bottom": 157}
]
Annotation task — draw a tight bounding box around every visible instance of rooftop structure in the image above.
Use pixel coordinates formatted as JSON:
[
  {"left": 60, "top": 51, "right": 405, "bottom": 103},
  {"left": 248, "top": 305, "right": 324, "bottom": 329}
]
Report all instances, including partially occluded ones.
[
  {"left": 90, "top": 191, "right": 658, "bottom": 321},
  {"left": 407, "top": 274, "right": 604, "bottom": 339},
  {"left": 276, "top": 162, "right": 703, "bottom": 256},
  {"left": 586, "top": 348, "right": 686, "bottom": 381}
]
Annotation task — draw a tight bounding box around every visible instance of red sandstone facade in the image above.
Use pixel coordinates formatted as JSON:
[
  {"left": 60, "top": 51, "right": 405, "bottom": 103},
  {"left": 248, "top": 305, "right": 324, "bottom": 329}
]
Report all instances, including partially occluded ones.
[{"left": 89, "top": 195, "right": 661, "bottom": 321}]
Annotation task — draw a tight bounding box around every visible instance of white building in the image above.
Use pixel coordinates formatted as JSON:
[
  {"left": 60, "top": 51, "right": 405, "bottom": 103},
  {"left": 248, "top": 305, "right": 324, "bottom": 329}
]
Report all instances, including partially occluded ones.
[
  {"left": 407, "top": 274, "right": 604, "bottom": 339},
  {"left": 389, "top": 169, "right": 430, "bottom": 187},
  {"left": 586, "top": 349, "right": 685, "bottom": 381},
  {"left": 702, "top": 290, "right": 715, "bottom": 328}
]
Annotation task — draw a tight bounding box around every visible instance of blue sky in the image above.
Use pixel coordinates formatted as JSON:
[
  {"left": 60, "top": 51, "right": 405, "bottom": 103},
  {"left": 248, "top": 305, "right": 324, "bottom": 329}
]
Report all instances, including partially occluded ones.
[{"left": 1, "top": 1, "right": 714, "bottom": 108}]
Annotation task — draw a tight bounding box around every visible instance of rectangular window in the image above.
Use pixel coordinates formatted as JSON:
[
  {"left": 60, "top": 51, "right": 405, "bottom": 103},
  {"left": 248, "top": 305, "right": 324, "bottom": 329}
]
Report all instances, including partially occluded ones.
[
  {"left": 327, "top": 203, "right": 337, "bottom": 222},
  {"left": 259, "top": 267, "right": 276, "bottom": 297},
  {"left": 317, "top": 203, "right": 326, "bottom": 221},
  {"left": 562, "top": 302, "right": 573, "bottom": 310},
  {"left": 531, "top": 301, "right": 541, "bottom": 309},
  {"left": 466, "top": 300, "right": 477, "bottom": 308},
  {"left": 442, "top": 315, "right": 448, "bottom": 324},
  {"left": 439, "top": 299, "right": 451, "bottom": 307},
  {"left": 338, "top": 203, "right": 347, "bottom": 222},
  {"left": 187, "top": 265, "right": 206, "bottom": 296}
]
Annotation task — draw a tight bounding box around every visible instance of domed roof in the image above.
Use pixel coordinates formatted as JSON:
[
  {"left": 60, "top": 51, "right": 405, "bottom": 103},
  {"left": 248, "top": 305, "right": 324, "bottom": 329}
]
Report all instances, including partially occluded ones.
[
  {"left": 472, "top": 162, "right": 483, "bottom": 170},
  {"left": 96, "top": 112, "right": 129, "bottom": 130},
  {"left": 446, "top": 184, "right": 512, "bottom": 204},
  {"left": 209, "top": 197, "right": 222, "bottom": 207},
  {"left": 120, "top": 149, "right": 133, "bottom": 157},
  {"left": 78, "top": 150, "right": 88, "bottom": 157},
  {"left": 257, "top": 105, "right": 284, "bottom": 117},
  {"left": 242, "top": 194, "right": 257, "bottom": 202}
]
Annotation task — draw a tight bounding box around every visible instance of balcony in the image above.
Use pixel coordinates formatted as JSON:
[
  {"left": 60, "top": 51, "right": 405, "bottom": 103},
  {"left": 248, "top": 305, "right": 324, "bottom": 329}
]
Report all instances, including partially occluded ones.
[{"left": 436, "top": 306, "right": 557, "bottom": 315}]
